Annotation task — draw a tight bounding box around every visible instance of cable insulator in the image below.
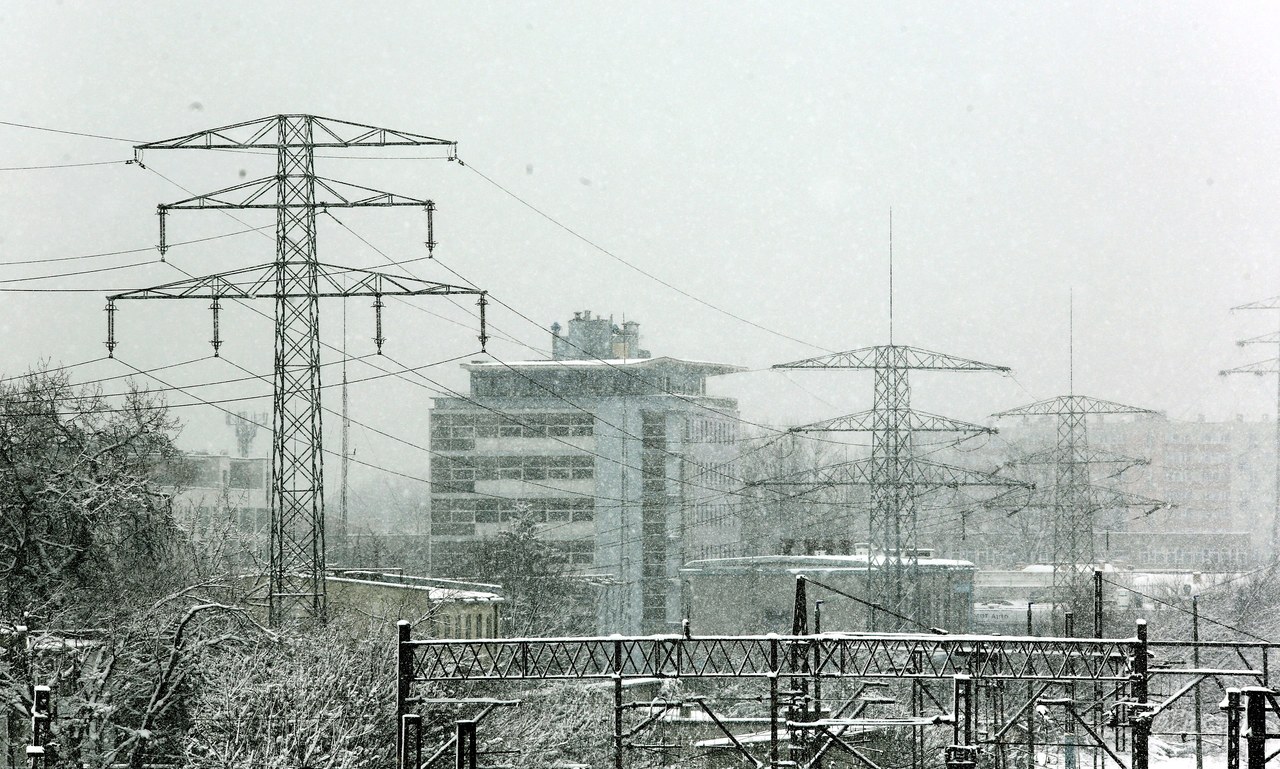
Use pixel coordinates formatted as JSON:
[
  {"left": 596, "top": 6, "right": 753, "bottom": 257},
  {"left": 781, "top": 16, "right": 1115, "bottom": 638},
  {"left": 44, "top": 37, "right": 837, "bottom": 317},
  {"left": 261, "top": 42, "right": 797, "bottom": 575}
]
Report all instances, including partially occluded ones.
[
  {"left": 478, "top": 292, "right": 488, "bottom": 352},
  {"left": 210, "top": 297, "right": 222, "bottom": 357},
  {"left": 158, "top": 207, "right": 168, "bottom": 261},
  {"left": 373, "top": 294, "right": 385, "bottom": 355},
  {"left": 105, "top": 300, "right": 118, "bottom": 358},
  {"left": 424, "top": 201, "right": 436, "bottom": 258}
]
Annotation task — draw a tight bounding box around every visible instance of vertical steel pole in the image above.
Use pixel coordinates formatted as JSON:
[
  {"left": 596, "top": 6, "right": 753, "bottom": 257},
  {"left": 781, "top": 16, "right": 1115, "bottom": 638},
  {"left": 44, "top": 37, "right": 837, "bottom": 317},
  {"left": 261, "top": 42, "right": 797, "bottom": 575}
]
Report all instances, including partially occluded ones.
[
  {"left": 1225, "top": 689, "right": 1241, "bottom": 769},
  {"left": 613, "top": 638, "right": 624, "bottom": 769},
  {"left": 769, "top": 636, "right": 780, "bottom": 769},
  {"left": 1132, "top": 619, "right": 1150, "bottom": 769},
  {"left": 1192, "top": 597, "right": 1203, "bottom": 769},
  {"left": 401, "top": 714, "right": 421, "bottom": 769},
  {"left": 455, "top": 720, "right": 477, "bottom": 769},
  {"left": 396, "top": 621, "right": 412, "bottom": 769},
  {"left": 1093, "top": 571, "right": 1103, "bottom": 637},
  {"left": 1245, "top": 689, "right": 1266, "bottom": 769}
]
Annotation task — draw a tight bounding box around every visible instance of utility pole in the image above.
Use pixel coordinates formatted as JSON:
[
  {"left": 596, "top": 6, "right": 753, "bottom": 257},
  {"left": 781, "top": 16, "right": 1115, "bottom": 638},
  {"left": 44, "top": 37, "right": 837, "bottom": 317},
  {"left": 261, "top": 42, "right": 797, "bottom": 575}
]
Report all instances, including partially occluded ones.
[
  {"left": 108, "top": 115, "right": 486, "bottom": 626},
  {"left": 1221, "top": 296, "right": 1280, "bottom": 555}
]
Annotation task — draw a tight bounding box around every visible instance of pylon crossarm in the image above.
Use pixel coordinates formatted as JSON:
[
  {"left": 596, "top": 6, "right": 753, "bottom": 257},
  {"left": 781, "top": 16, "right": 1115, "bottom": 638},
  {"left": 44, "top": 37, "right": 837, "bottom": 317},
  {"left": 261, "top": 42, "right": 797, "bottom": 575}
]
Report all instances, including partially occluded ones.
[
  {"left": 160, "top": 176, "right": 433, "bottom": 210},
  {"left": 1231, "top": 296, "right": 1280, "bottom": 312},
  {"left": 790, "top": 408, "right": 995, "bottom": 435},
  {"left": 1237, "top": 331, "right": 1280, "bottom": 346},
  {"left": 994, "top": 395, "right": 1158, "bottom": 418},
  {"left": 1221, "top": 358, "right": 1280, "bottom": 376},
  {"left": 754, "top": 458, "right": 1028, "bottom": 490},
  {"left": 775, "top": 344, "right": 1009, "bottom": 372},
  {"left": 108, "top": 263, "right": 480, "bottom": 300},
  {"left": 1008, "top": 446, "right": 1148, "bottom": 469},
  {"left": 135, "top": 114, "right": 455, "bottom": 150}
]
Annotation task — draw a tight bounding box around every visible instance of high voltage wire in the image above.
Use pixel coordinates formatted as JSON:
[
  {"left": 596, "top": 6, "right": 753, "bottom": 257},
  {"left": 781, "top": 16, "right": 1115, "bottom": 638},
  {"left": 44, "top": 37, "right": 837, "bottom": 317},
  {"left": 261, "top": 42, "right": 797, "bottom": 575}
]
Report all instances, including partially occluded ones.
[
  {"left": 0, "top": 225, "right": 271, "bottom": 267},
  {"left": 1099, "top": 576, "right": 1271, "bottom": 643},
  {"left": 0, "top": 118, "right": 140, "bottom": 143},
  {"left": 0, "top": 159, "right": 131, "bottom": 171},
  {"left": 460, "top": 160, "right": 836, "bottom": 355}
]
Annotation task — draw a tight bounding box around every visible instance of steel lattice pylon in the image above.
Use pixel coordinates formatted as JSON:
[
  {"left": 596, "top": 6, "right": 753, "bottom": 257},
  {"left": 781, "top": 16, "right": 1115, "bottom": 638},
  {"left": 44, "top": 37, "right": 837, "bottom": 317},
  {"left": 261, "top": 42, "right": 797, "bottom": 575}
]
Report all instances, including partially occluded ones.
[
  {"left": 772, "top": 345, "right": 1020, "bottom": 626},
  {"left": 107, "top": 115, "right": 487, "bottom": 626},
  {"left": 994, "top": 395, "right": 1166, "bottom": 620},
  {"left": 1222, "top": 295, "right": 1280, "bottom": 555}
]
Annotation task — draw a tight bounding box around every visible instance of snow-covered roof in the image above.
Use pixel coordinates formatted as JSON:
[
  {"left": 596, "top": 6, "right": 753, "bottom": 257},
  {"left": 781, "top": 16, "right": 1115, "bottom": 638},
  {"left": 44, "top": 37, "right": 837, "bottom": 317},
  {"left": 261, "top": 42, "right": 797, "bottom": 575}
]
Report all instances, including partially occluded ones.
[
  {"left": 681, "top": 553, "right": 977, "bottom": 574},
  {"left": 462, "top": 356, "right": 745, "bottom": 376},
  {"left": 326, "top": 575, "right": 504, "bottom": 603}
]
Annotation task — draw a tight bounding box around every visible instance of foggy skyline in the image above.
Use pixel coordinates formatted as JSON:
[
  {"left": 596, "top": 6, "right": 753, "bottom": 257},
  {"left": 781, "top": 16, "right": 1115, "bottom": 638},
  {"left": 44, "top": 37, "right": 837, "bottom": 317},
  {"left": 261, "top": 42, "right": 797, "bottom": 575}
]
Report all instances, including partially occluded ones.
[{"left": 3, "top": 2, "right": 1280, "bottom": 475}]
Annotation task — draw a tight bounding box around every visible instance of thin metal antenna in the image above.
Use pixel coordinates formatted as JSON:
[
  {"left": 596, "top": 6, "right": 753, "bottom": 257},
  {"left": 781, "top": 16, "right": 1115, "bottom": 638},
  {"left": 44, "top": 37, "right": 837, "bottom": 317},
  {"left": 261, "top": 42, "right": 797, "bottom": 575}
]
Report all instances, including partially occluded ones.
[
  {"left": 1069, "top": 289, "right": 1074, "bottom": 396},
  {"left": 889, "top": 208, "right": 894, "bottom": 346}
]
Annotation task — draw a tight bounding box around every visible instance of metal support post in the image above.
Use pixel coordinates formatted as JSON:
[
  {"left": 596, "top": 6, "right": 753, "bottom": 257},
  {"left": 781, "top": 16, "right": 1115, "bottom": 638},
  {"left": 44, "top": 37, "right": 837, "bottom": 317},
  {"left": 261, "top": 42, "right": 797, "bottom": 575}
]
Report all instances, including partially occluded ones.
[
  {"left": 27, "top": 685, "right": 50, "bottom": 769},
  {"left": 613, "top": 638, "right": 624, "bottom": 769},
  {"left": 401, "top": 714, "right": 422, "bottom": 769},
  {"left": 1225, "top": 689, "right": 1241, "bottom": 769},
  {"left": 1192, "top": 596, "right": 1203, "bottom": 769},
  {"left": 1244, "top": 688, "right": 1267, "bottom": 769},
  {"left": 396, "top": 621, "right": 413, "bottom": 768},
  {"left": 1093, "top": 571, "right": 1103, "bottom": 637},
  {"left": 1132, "top": 619, "right": 1150, "bottom": 769},
  {"left": 455, "top": 720, "right": 477, "bottom": 769},
  {"left": 947, "top": 675, "right": 977, "bottom": 769},
  {"left": 769, "top": 636, "right": 780, "bottom": 769},
  {"left": 1065, "top": 610, "right": 1074, "bottom": 638}
]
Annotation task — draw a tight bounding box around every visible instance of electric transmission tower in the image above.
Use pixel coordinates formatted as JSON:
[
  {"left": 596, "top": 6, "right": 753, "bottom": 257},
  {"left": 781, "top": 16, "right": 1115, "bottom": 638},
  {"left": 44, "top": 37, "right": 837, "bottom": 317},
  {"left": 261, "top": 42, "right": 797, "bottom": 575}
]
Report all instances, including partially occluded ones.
[
  {"left": 993, "top": 395, "right": 1167, "bottom": 621},
  {"left": 767, "top": 345, "right": 1027, "bottom": 628},
  {"left": 1221, "top": 295, "right": 1280, "bottom": 555},
  {"left": 106, "top": 115, "right": 487, "bottom": 626}
]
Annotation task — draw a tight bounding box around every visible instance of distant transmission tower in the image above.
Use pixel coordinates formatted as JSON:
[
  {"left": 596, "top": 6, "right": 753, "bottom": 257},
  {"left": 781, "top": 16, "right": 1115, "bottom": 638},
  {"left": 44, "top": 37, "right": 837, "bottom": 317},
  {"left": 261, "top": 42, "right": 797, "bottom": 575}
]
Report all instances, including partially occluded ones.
[
  {"left": 1221, "top": 295, "right": 1280, "bottom": 554},
  {"left": 770, "top": 345, "right": 1026, "bottom": 626},
  {"left": 993, "top": 394, "right": 1166, "bottom": 620},
  {"left": 106, "top": 115, "right": 486, "bottom": 626}
]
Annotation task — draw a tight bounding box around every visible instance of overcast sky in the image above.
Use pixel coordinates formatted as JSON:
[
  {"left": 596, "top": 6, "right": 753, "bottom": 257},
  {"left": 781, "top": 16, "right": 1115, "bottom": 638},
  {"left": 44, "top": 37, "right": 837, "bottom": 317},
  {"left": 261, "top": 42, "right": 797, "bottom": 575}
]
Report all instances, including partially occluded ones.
[{"left": 3, "top": 2, "right": 1280, "bottom": 476}]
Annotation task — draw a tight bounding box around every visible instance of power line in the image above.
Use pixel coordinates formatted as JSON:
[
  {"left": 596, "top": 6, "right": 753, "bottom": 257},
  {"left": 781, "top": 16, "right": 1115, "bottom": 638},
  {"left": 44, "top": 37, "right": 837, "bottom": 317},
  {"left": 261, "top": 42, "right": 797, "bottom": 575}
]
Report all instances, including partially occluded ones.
[
  {"left": 1099, "top": 575, "right": 1270, "bottom": 643},
  {"left": 0, "top": 257, "right": 159, "bottom": 284},
  {"left": 461, "top": 160, "right": 835, "bottom": 354},
  {"left": 0, "top": 159, "right": 131, "bottom": 171},
  {"left": 0, "top": 119, "right": 140, "bottom": 143},
  {"left": 0, "top": 225, "right": 271, "bottom": 267}
]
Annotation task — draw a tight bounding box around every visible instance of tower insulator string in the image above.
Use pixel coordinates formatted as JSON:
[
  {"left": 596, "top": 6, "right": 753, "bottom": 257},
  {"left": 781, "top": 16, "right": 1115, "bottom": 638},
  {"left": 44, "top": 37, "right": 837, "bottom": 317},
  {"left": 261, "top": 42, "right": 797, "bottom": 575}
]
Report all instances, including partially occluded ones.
[
  {"left": 104, "top": 299, "right": 117, "bottom": 358},
  {"left": 373, "top": 294, "right": 385, "bottom": 354},
  {"left": 210, "top": 296, "right": 222, "bottom": 357},
  {"left": 425, "top": 201, "right": 436, "bottom": 258}
]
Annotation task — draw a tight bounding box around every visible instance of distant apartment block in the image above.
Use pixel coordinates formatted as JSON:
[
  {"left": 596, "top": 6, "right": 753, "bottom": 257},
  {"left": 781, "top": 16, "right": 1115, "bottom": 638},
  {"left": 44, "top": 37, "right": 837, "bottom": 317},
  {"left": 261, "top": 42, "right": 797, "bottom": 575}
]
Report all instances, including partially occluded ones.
[
  {"left": 428, "top": 311, "right": 744, "bottom": 633},
  {"left": 158, "top": 452, "right": 270, "bottom": 558}
]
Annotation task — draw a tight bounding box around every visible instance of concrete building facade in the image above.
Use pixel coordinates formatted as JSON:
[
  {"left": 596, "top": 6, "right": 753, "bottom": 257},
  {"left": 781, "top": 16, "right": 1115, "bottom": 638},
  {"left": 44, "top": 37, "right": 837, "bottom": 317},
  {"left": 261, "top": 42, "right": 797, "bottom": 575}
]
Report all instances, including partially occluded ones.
[{"left": 429, "top": 311, "right": 744, "bottom": 633}]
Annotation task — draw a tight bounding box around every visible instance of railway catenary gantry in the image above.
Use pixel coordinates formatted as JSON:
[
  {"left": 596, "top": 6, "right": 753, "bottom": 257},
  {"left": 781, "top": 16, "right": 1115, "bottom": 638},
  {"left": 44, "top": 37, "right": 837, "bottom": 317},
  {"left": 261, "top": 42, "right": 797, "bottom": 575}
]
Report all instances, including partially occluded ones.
[{"left": 395, "top": 619, "right": 1280, "bottom": 769}]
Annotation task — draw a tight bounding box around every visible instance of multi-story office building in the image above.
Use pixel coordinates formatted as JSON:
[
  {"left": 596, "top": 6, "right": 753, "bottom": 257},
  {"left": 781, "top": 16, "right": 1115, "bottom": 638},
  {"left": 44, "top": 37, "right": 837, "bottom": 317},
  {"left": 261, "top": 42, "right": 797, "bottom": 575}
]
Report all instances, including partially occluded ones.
[{"left": 429, "top": 311, "right": 743, "bottom": 633}]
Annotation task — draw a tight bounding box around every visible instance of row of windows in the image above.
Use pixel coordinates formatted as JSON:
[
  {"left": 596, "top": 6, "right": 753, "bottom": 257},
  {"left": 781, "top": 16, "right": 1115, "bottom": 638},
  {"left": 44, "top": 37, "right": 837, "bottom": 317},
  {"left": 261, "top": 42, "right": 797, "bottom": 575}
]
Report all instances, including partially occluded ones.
[
  {"left": 431, "top": 496, "right": 595, "bottom": 525},
  {"left": 432, "top": 455, "right": 594, "bottom": 492},
  {"left": 691, "top": 542, "right": 738, "bottom": 561},
  {"left": 692, "top": 503, "right": 736, "bottom": 526},
  {"left": 686, "top": 418, "right": 737, "bottom": 444},
  {"left": 435, "top": 610, "right": 498, "bottom": 639},
  {"left": 431, "top": 412, "right": 594, "bottom": 450}
]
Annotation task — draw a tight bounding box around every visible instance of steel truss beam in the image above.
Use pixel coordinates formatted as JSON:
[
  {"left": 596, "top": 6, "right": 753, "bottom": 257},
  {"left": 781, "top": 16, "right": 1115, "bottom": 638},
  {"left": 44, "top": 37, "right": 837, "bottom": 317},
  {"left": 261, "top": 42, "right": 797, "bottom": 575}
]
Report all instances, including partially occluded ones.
[
  {"left": 407, "top": 634, "right": 1136, "bottom": 682},
  {"left": 396, "top": 621, "right": 1280, "bottom": 769}
]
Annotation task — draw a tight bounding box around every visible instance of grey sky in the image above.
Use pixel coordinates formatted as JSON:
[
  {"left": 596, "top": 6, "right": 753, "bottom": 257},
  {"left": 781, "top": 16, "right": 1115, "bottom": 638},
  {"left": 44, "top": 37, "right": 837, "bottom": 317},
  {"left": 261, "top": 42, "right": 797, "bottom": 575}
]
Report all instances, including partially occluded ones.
[{"left": 2, "top": 2, "right": 1279, "bottom": 473}]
